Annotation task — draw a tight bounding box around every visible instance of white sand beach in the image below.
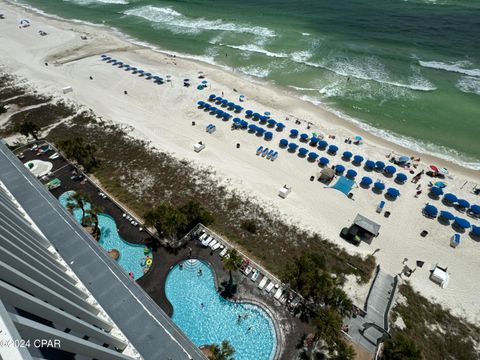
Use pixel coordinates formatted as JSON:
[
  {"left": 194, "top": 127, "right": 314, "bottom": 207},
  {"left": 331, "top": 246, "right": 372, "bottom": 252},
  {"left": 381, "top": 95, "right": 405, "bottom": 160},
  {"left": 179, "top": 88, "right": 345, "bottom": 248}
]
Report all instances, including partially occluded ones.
[{"left": 1, "top": 1, "right": 479, "bottom": 324}]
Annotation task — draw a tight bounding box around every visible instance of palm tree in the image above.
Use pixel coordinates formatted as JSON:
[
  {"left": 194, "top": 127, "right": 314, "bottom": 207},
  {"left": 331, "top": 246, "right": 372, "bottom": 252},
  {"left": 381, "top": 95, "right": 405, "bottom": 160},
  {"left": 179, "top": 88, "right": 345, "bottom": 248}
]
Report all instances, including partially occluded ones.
[
  {"left": 67, "top": 192, "right": 90, "bottom": 226},
  {"left": 222, "top": 249, "right": 242, "bottom": 284},
  {"left": 207, "top": 340, "right": 235, "bottom": 360},
  {"left": 85, "top": 204, "right": 103, "bottom": 239},
  {"left": 57, "top": 137, "right": 98, "bottom": 172},
  {"left": 14, "top": 121, "right": 39, "bottom": 140}
]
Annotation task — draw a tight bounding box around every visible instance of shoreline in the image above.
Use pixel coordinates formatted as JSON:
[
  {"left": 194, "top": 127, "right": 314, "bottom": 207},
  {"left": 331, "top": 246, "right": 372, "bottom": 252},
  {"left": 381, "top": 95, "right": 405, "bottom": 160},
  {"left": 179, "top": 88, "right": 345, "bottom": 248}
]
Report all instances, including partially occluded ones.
[
  {"left": 5, "top": 0, "right": 480, "bottom": 177},
  {"left": 1, "top": 0, "right": 480, "bottom": 324}
]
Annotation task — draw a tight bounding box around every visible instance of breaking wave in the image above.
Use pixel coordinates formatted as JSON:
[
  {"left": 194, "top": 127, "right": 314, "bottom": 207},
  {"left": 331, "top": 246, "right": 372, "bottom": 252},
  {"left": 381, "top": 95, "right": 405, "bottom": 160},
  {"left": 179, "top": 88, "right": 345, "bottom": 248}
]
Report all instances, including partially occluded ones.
[{"left": 419, "top": 60, "right": 480, "bottom": 77}]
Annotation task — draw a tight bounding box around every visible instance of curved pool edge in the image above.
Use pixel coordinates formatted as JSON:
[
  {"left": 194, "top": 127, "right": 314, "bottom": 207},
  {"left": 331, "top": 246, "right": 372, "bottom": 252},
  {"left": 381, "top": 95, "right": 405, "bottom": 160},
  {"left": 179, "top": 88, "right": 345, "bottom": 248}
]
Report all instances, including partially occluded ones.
[{"left": 164, "top": 258, "right": 283, "bottom": 360}]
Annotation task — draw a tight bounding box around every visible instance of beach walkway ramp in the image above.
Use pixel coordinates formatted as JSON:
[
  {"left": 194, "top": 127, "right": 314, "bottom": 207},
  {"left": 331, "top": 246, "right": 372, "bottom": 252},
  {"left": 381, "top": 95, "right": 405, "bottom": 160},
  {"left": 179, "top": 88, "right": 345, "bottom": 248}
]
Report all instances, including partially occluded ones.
[{"left": 345, "top": 266, "right": 397, "bottom": 356}]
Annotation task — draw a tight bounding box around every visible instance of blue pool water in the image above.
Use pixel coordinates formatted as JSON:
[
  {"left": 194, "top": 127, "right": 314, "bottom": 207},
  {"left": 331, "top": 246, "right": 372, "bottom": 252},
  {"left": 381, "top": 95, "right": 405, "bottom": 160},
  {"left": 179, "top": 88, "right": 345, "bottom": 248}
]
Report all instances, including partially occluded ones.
[
  {"left": 58, "top": 191, "right": 150, "bottom": 280},
  {"left": 165, "top": 260, "right": 277, "bottom": 360}
]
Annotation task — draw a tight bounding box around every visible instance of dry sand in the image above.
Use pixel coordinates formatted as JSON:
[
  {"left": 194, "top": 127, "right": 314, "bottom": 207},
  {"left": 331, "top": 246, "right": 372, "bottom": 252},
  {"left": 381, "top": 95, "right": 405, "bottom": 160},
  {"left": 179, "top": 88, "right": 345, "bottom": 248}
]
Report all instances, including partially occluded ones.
[{"left": 1, "top": 1, "right": 479, "bottom": 324}]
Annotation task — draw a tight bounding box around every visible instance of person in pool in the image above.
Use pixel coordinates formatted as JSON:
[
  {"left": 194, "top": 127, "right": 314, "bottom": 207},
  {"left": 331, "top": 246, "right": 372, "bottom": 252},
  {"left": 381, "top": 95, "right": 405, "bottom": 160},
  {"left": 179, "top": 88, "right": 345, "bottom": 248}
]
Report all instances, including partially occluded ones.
[{"left": 198, "top": 269, "right": 202, "bottom": 276}]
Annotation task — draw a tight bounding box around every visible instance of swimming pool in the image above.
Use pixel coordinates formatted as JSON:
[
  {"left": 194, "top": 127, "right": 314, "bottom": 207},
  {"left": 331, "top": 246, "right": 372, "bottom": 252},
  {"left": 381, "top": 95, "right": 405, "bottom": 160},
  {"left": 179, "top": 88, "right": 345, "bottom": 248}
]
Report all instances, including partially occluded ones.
[
  {"left": 58, "top": 191, "right": 151, "bottom": 280},
  {"left": 165, "top": 260, "right": 277, "bottom": 360}
]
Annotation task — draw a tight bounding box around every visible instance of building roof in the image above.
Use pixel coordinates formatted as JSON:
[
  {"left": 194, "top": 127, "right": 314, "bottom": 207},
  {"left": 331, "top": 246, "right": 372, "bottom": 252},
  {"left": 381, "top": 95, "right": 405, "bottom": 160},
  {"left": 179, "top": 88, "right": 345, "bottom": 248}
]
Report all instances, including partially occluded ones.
[
  {"left": 0, "top": 141, "right": 205, "bottom": 360},
  {"left": 353, "top": 214, "right": 381, "bottom": 236}
]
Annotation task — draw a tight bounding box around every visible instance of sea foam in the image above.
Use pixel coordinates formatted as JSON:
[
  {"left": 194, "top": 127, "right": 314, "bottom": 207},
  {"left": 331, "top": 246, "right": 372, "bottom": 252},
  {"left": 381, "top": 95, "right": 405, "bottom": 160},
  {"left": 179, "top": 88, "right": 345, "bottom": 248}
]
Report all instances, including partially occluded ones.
[
  {"left": 124, "top": 6, "right": 276, "bottom": 37},
  {"left": 419, "top": 60, "right": 480, "bottom": 77},
  {"left": 456, "top": 76, "right": 480, "bottom": 96},
  {"left": 64, "top": 0, "right": 129, "bottom": 5},
  {"left": 222, "top": 44, "right": 287, "bottom": 58}
]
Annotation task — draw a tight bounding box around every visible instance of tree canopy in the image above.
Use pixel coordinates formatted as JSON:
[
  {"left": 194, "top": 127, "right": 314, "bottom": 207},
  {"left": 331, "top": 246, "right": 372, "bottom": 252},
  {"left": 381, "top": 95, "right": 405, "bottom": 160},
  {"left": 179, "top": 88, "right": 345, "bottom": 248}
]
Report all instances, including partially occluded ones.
[
  {"left": 381, "top": 333, "right": 422, "bottom": 360},
  {"left": 14, "top": 121, "right": 39, "bottom": 140},
  {"left": 207, "top": 340, "right": 235, "bottom": 360},
  {"left": 57, "top": 137, "right": 98, "bottom": 172}
]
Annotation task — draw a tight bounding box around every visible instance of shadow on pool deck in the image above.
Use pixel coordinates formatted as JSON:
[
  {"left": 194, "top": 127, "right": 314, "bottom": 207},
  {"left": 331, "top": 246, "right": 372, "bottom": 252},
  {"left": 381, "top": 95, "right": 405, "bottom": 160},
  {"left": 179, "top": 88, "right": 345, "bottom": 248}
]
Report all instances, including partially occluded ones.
[{"left": 15, "top": 143, "right": 313, "bottom": 360}]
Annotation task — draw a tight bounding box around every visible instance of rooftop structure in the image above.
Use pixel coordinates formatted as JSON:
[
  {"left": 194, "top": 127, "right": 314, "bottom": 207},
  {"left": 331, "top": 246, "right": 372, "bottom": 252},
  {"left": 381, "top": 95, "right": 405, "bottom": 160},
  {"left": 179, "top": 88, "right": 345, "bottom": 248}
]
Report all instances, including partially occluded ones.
[{"left": 0, "top": 140, "right": 205, "bottom": 360}]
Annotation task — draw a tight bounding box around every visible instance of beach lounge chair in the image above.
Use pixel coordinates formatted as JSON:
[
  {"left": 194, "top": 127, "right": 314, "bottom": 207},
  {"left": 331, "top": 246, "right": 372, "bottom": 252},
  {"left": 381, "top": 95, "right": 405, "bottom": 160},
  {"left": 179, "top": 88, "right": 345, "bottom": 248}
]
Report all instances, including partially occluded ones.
[
  {"left": 208, "top": 239, "right": 218, "bottom": 249},
  {"left": 256, "top": 145, "right": 263, "bottom": 155},
  {"left": 258, "top": 276, "right": 268, "bottom": 290},
  {"left": 270, "top": 151, "right": 278, "bottom": 161},
  {"left": 219, "top": 248, "right": 228, "bottom": 257},
  {"left": 261, "top": 148, "right": 269, "bottom": 157},
  {"left": 376, "top": 200, "right": 385, "bottom": 213},
  {"left": 266, "top": 149, "right": 274, "bottom": 159},
  {"left": 274, "top": 288, "right": 283, "bottom": 300},
  {"left": 251, "top": 269, "right": 260, "bottom": 282},
  {"left": 265, "top": 281, "right": 275, "bottom": 293},
  {"left": 212, "top": 242, "right": 221, "bottom": 251},
  {"left": 198, "top": 232, "right": 208, "bottom": 241},
  {"left": 201, "top": 236, "right": 213, "bottom": 247}
]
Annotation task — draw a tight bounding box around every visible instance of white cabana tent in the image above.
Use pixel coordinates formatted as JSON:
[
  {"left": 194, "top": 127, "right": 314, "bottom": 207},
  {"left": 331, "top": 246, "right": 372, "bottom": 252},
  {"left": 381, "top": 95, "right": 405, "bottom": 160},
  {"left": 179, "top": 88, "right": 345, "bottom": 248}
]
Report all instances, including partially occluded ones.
[{"left": 430, "top": 265, "right": 449, "bottom": 289}]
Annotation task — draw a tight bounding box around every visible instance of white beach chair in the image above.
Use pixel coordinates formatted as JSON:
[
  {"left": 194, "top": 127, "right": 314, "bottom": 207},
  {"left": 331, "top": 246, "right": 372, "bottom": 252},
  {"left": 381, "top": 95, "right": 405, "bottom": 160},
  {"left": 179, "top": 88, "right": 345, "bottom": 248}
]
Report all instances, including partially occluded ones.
[
  {"left": 258, "top": 276, "right": 268, "bottom": 290},
  {"left": 198, "top": 232, "right": 208, "bottom": 241},
  {"left": 219, "top": 248, "right": 228, "bottom": 257},
  {"left": 265, "top": 282, "right": 275, "bottom": 293},
  {"left": 202, "top": 236, "right": 213, "bottom": 247},
  {"left": 208, "top": 240, "right": 218, "bottom": 249},
  {"left": 274, "top": 288, "right": 283, "bottom": 300},
  {"left": 211, "top": 242, "right": 221, "bottom": 251},
  {"left": 243, "top": 265, "right": 253, "bottom": 276}
]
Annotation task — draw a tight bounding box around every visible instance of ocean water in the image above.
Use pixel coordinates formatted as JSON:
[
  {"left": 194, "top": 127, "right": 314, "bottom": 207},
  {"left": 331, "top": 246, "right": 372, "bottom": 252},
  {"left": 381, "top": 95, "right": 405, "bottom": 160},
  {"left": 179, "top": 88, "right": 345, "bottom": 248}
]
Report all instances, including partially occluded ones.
[{"left": 11, "top": 0, "right": 480, "bottom": 169}]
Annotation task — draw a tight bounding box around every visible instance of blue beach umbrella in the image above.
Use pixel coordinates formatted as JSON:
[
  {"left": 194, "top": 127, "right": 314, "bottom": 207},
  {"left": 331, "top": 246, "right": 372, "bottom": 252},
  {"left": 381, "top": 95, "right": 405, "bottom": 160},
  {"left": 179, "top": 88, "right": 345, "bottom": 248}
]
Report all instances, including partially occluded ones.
[
  {"left": 276, "top": 122, "right": 285, "bottom": 130},
  {"left": 209, "top": 106, "right": 217, "bottom": 113},
  {"left": 202, "top": 80, "right": 208, "bottom": 84},
  {"left": 248, "top": 124, "right": 257, "bottom": 132},
  {"left": 375, "top": 161, "right": 385, "bottom": 170},
  {"left": 308, "top": 152, "right": 319, "bottom": 160},
  {"left": 222, "top": 112, "right": 231, "bottom": 120},
  {"left": 216, "top": 109, "right": 224, "bottom": 116},
  {"left": 361, "top": 176, "right": 373, "bottom": 186},
  {"left": 454, "top": 217, "right": 470, "bottom": 229},
  {"left": 253, "top": 112, "right": 261, "bottom": 119},
  {"left": 227, "top": 102, "right": 235, "bottom": 109},
  {"left": 328, "top": 145, "right": 338, "bottom": 154},
  {"left": 221, "top": 99, "right": 229, "bottom": 106},
  {"left": 288, "top": 143, "right": 299, "bottom": 151},
  {"left": 138, "top": 70, "right": 144, "bottom": 74},
  {"left": 290, "top": 129, "right": 299, "bottom": 137},
  {"left": 215, "top": 97, "right": 223, "bottom": 103},
  {"left": 398, "top": 155, "right": 410, "bottom": 163},
  {"left": 233, "top": 118, "right": 241, "bottom": 124},
  {"left": 430, "top": 186, "right": 443, "bottom": 196},
  {"left": 365, "top": 160, "right": 375, "bottom": 169},
  {"left": 256, "top": 127, "right": 266, "bottom": 135},
  {"left": 318, "top": 140, "right": 328, "bottom": 149},
  {"left": 209, "top": 94, "right": 216, "bottom": 100},
  {"left": 300, "top": 133, "right": 309, "bottom": 141},
  {"left": 234, "top": 105, "right": 243, "bottom": 112},
  {"left": 319, "top": 157, "right": 329, "bottom": 166},
  {"left": 353, "top": 155, "right": 364, "bottom": 164},
  {"left": 101, "top": 54, "right": 108, "bottom": 58},
  {"left": 310, "top": 137, "right": 319, "bottom": 145},
  {"left": 197, "top": 101, "right": 205, "bottom": 107},
  {"left": 335, "top": 164, "right": 345, "bottom": 174},
  {"left": 471, "top": 225, "right": 480, "bottom": 236},
  {"left": 264, "top": 131, "right": 273, "bottom": 140},
  {"left": 424, "top": 204, "right": 438, "bottom": 217},
  {"left": 246, "top": 110, "right": 253, "bottom": 117},
  {"left": 374, "top": 182, "right": 385, "bottom": 191},
  {"left": 144, "top": 72, "right": 152, "bottom": 77},
  {"left": 203, "top": 103, "right": 211, "bottom": 110},
  {"left": 298, "top": 148, "right": 309, "bottom": 156},
  {"left": 386, "top": 188, "right": 400, "bottom": 198},
  {"left": 346, "top": 169, "right": 357, "bottom": 178},
  {"left": 443, "top": 193, "right": 457, "bottom": 203},
  {"left": 240, "top": 120, "right": 248, "bottom": 128},
  {"left": 267, "top": 119, "right": 277, "bottom": 127},
  {"left": 264, "top": 111, "right": 271, "bottom": 117},
  {"left": 457, "top": 199, "right": 470, "bottom": 209},
  {"left": 439, "top": 210, "right": 454, "bottom": 221},
  {"left": 279, "top": 139, "right": 289, "bottom": 147},
  {"left": 384, "top": 165, "right": 397, "bottom": 174},
  {"left": 343, "top": 151, "right": 353, "bottom": 160},
  {"left": 259, "top": 116, "right": 268, "bottom": 123},
  {"left": 395, "top": 173, "right": 408, "bottom": 183},
  {"left": 470, "top": 205, "right": 480, "bottom": 215}
]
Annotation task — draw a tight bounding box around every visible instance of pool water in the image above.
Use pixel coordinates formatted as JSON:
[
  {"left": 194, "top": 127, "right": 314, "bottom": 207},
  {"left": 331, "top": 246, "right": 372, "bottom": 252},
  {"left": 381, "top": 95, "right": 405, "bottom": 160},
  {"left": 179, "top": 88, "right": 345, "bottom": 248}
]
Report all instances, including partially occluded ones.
[
  {"left": 165, "top": 260, "right": 277, "bottom": 360},
  {"left": 58, "top": 191, "right": 150, "bottom": 280}
]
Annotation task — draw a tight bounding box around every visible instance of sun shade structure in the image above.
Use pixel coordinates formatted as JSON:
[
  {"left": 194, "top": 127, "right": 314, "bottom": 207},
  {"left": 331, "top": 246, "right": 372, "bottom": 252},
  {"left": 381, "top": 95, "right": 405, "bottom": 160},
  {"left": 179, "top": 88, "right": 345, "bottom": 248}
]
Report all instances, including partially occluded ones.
[
  {"left": 395, "top": 173, "right": 408, "bottom": 183},
  {"left": 330, "top": 176, "right": 355, "bottom": 196},
  {"left": 365, "top": 160, "right": 375, "bottom": 169},
  {"left": 276, "top": 122, "right": 286, "bottom": 130},
  {"left": 361, "top": 176, "right": 373, "bottom": 186},
  {"left": 267, "top": 119, "right": 277, "bottom": 126},
  {"left": 253, "top": 112, "right": 261, "bottom": 119},
  {"left": 353, "top": 214, "right": 381, "bottom": 237},
  {"left": 346, "top": 169, "right": 357, "bottom": 178},
  {"left": 470, "top": 205, "right": 480, "bottom": 215},
  {"left": 374, "top": 182, "right": 385, "bottom": 191},
  {"left": 298, "top": 147, "right": 309, "bottom": 156},
  {"left": 443, "top": 193, "right": 457, "bottom": 203},
  {"left": 398, "top": 155, "right": 410, "bottom": 163},
  {"left": 343, "top": 151, "right": 353, "bottom": 159},
  {"left": 222, "top": 112, "right": 231, "bottom": 120},
  {"left": 308, "top": 152, "right": 319, "bottom": 160},
  {"left": 353, "top": 155, "right": 364, "bottom": 164},
  {"left": 264, "top": 131, "right": 273, "bottom": 140},
  {"left": 375, "top": 161, "right": 385, "bottom": 170},
  {"left": 310, "top": 137, "right": 319, "bottom": 145},
  {"left": 246, "top": 110, "right": 253, "bottom": 116},
  {"left": 288, "top": 143, "right": 299, "bottom": 151},
  {"left": 279, "top": 139, "right": 288, "bottom": 147},
  {"left": 328, "top": 145, "right": 339, "bottom": 154},
  {"left": 319, "top": 157, "right": 330, "bottom": 166},
  {"left": 386, "top": 188, "right": 400, "bottom": 198},
  {"left": 290, "top": 129, "right": 299, "bottom": 137},
  {"left": 430, "top": 186, "right": 444, "bottom": 196},
  {"left": 197, "top": 101, "right": 205, "bottom": 107},
  {"left": 335, "top": 164, "right": 345, "bottom": 174},
  {"left": 454, "top": 217, "right": 470, "bottom": 229},
  {"left": 259, "top": 116, "right": 268, "bottom": 123},
  {"left": 318, "top": 140, "right": 328, "bottom": 149},
  {"left": 256, "top": 127, "right": 266, "bottom": 135},
  {"left": 471, "top": 226, "right": 480, "bottom": 236},
  {"left": 439, "top": 210, "right": 454, "bottom": 221},
  {"left": 300, "top": 133, "right": 309, "bottom": 140},
  {"left": 457, "top": 199, "right": 470, "bottom": 208},
  {"left": 384, "top": 165, "right": 396, "bottom": 174},
  {"left": 248, "top": 124, "right": 257, "bottom": 131},
  {"left": 234, "top": 105, "right": 243, "bottom": 112},
  {"left": 424, "top": 204, "right": 438, "bottom": 217},
  {"left": 209, "top": 94, "right": 216, "bottom": 100}
]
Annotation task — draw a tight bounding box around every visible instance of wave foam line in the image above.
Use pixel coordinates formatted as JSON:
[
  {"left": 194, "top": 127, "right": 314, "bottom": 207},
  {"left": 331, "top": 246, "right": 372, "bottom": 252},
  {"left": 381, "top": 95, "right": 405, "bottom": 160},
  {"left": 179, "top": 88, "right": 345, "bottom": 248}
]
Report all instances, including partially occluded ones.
[
  {"left": 419, "top": 60, "right": 480, "bottom": 77},
  {"left": 124, "top": 5, "right": 276, "bottom": 38}
]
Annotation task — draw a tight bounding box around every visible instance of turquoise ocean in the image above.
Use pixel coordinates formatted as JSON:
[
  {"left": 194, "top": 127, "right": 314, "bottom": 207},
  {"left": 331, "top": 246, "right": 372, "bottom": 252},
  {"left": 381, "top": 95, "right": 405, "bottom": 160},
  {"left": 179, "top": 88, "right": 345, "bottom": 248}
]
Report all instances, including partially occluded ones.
[{"left": 10, "top": 0, "right": 480, "bottom": 169}]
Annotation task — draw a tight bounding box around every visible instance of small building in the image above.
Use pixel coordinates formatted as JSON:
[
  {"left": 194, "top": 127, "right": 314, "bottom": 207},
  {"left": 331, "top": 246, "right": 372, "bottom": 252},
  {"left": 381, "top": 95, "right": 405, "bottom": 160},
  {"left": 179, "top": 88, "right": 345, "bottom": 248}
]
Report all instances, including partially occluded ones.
[
  {"left": 194, "top": 141, "right": 205, "bottom": 153},
  {"left": 278, "top": 185, "right": 291, "bottom": 199},
  {"left": 430, "top": 265, "right": 449, "bottom": 288}
]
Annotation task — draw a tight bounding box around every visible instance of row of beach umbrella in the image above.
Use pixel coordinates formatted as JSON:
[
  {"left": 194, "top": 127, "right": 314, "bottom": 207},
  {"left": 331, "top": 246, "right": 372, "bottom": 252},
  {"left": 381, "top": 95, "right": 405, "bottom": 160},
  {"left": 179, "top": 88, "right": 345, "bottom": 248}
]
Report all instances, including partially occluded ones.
[
  {"left": 101, "top": 55, "right": 165, "bottom": 84},
  {"left": 428, "top": 189, "right": 479, "bottom": 214},
  {"left": 208, "top": 94, "right": 244, "bottom": 113},
  {"left": 423, "top": 204, "right": 480, "bottom": 235}
]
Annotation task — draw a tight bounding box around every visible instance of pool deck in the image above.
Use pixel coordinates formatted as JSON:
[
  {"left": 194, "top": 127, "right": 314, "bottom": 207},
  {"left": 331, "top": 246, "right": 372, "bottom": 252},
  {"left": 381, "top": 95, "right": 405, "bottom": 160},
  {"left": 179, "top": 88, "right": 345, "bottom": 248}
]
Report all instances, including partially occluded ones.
[{"left": 12, "top": 141, "right": 314, "bottom": 360}]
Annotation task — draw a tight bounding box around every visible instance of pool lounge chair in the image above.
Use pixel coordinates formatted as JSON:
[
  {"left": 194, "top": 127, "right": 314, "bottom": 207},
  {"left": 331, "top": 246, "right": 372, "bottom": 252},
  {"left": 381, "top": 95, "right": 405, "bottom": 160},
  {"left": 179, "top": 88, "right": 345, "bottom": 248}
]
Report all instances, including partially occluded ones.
[
  {"left": 251, "top": 269, "right": 260, "bottom": 282},
  {"left": 208, "top": 239, "right": 218, "bottom": 249},
  {"left": 243, "top": 265, "right": 253, "bottom": 276},
  {"left": 274, "top": 287, "right": 283, "bottom": 300},
  {"left": 212, "top": 242, "right": 221, "bottom": 251},
  {"left": 198, "top": 232, "right": 208, "bottom": 241},
  {"left": 265, "top": 281, "right": 275, "bottom": 293},
  {"left": 258, "top": 276, "right": 268, "bottom": 290},
  {"left": 201, "top": 236, "right": 213, "bottom": 246},
  {"left": 219, "top": 248, "right": 228, "bottom": 257},
  {"left": 256, "top": 146, "right": 264, "bottom": 155}
]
